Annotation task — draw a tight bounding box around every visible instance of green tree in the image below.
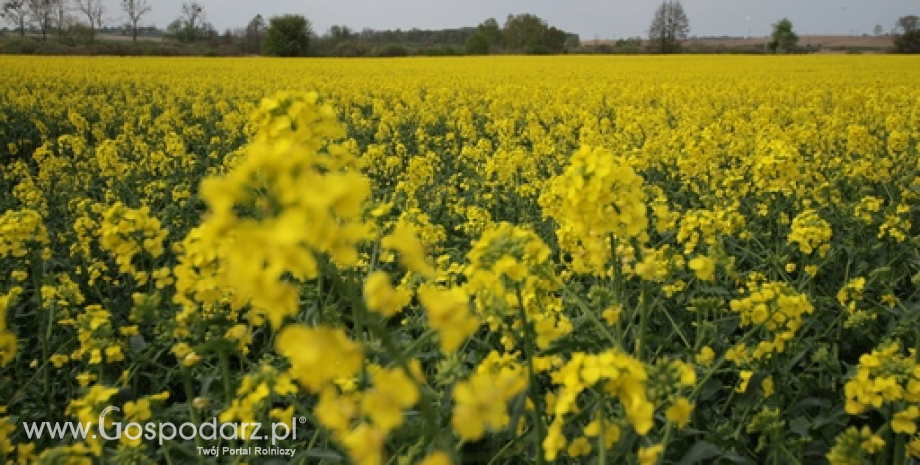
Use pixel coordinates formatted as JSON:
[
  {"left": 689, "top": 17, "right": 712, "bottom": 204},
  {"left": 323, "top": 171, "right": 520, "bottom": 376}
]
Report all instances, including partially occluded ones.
[
  {"left": 648, "top": 0, "right": 690, "bottom": 54},
  {"left": 768, "top": 18, "right": 798, "bottom": 53},
  {"left": 477, "top": 17, "right": 502, "bottom": 49},
  {"left": 543, "top": 26, "right": 567, "bottom": 53},
  {"left": 893, "top": 15, "right": 920, "bottom": 53},
  {"left": 503, "top": 13, "right": 546, "bottom": 52},
  {"left": 465, "top": 32, "right": 489, "bottom": 55},
  {"left": 263, "top": 14, "right": 312, "bottom": 57}
]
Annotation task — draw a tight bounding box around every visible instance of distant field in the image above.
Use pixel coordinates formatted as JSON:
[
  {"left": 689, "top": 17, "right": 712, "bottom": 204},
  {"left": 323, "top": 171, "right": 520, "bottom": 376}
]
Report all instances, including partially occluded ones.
[
  {"left": 585, "top": 34, "right": 896, "bottom": 51},
  {"left": 2, "top": 55, "right": 920, "bottom": 464}
]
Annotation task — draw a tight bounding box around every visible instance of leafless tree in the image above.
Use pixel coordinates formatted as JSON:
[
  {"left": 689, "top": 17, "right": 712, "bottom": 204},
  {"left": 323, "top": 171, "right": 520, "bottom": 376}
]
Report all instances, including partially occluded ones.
[
  {"left": 648, "top": 0, "right": 690, "bottom": 54},
  {"left": 50, "top": 0, "right": 66, "bottom": 37},
  {"left": 121, "top": 0, "right": 150, "bottom": 43},
  {"left": 1, "top": 0, "right": 29, "bottom": 36},
  {"left": 27, "top": 0, "right": 54, "bottom": 40},
  {"left": 179, "top": 2, "right": 205, "bottom": 41},
  {"left": 75, "top": 0, "right": 103, "bottom": 39},
  {"left": 245, "top": 14, "right": 265, "bottom": 53}
]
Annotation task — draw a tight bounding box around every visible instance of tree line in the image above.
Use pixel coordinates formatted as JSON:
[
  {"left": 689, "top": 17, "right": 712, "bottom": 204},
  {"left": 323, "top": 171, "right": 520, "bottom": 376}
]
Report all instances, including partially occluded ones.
[
  {"left": 2, "top": 0, "right": 918, "bottom": 56},
  {"left": 0, "top": 1, "right": 581, "bottom": 56}
]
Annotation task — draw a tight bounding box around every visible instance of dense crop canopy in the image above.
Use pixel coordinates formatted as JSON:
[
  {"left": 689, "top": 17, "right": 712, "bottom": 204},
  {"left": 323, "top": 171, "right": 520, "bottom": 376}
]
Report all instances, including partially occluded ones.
[{"left": 1, "top": 55, "right": 919, "bottom": 464}]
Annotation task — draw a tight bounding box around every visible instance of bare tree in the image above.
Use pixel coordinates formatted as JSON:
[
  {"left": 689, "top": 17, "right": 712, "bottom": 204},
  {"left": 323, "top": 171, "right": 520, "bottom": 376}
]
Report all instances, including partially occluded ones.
[
  {"left": 50, "top": 0, "right": 66, "bottom": 37},
  {"left": 121, "top": 0, "right": 150, "bottom": 43},
  {"left": 75, "top": 0, "right": 103, "bottom": 39},
  {"left": 245, "top": 14, "right": 266, "bottom": 53},
  {"left": 178, "top": 2, "right": 205, "bottom": 42},
  {"left": 1, "top": 0, "right": 29, "bottom": 36},
  {"left": 648, "top": 0, "right": 690, "bottom": 54},
  {"left": 27, "top": 0, "right": 54, "bottom": 41}
]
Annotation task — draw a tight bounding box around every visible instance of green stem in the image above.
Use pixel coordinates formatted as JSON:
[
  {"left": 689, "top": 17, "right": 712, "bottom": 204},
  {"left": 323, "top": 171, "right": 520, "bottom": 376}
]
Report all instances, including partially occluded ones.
[
  {"left": 516, "top": 285, "right": 546, "bottom": 465},
  {"left": 32, "top": 250, "right": 53, "bottom": 423},
  {"left": 637, "top": 281, "right": 650, "bottom": 361},
  {"left": 220, "top": 351, "right": 232, "bottom": 404},
  {"left": 915, "top": 326, "right": 920, "bottom": 364},
  {"left": 597, "top": 401, "right": 606, "bottom": 465},
  {"left": 893, "top": 432, "right": 906, "bottom": 465},
  {"left": 181, "top": 366, "right": 204, "bottom": 451},
  {"left": 561, "top": 287, "right": 619, "bottom": 347},
  {"left": 321, "top": 261, "right": 445, "bottom": 450},
  {"left": 772, "top": 426, "right": 781, "bottom": 465},
  {"left": 659, "top": 423, "right": 674, "bottom": 465},
  {"left": 689, "top": 324, "right": 766, "bottom": 400}
]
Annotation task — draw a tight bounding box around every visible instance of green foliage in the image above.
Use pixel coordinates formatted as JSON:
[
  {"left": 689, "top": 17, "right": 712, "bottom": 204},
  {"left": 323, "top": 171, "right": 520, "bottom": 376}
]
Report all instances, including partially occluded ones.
[
  {"left": 421, "top": 45, "right": 459, "bottom": 56},
  {"left": 329, "top": 40, "right": 371, "bottom": 57},
  {"left": 464, "top": 32, "right": 489, "bottom": 55},
  {"left": 503, "top": 13, "right": 546, "bottom": 52},
  {"left": 478, "top": 17, "right": 502, "bottom": 49},
  {"left": 373, "top": 43, "right": 409, "bottom": 57},
  {"left": 768, "top": 18, "right": 799, "bottom": 54},
  {"left": 67, "top": 24, "right": 96, "bottom": 46},
  {"left": 0, "top": 35, "right": 38, "bottom": 54},
  {"left": 893, "top": 15, "right": 920, "bottom": 53},
  {"left": 262, "top": 14, "right": 312, "bottom": 57}
]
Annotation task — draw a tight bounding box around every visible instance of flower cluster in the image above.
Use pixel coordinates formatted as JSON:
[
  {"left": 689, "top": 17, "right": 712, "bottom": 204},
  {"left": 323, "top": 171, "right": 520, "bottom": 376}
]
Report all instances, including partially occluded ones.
[
  {"left": 787, "top": 209, "right": 833, "bottom": 257},
  {"left": 196, "top": 91, "right": 372, "bottom": 330},
  {"left": 540, "top": 145, "right": 648, "bottom": 276},
  {"left": 98, "top": 202, "right": 167, "bottom": 284},
  {"left": 728, "top": 281, "right": 814, "bottom": 360}
]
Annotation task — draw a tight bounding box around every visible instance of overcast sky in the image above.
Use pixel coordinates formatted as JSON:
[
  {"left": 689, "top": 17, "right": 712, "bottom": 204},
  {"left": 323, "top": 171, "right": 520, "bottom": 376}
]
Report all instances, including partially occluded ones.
[{"left": 135, "top": 0, "right": 916, "bottom": 39}]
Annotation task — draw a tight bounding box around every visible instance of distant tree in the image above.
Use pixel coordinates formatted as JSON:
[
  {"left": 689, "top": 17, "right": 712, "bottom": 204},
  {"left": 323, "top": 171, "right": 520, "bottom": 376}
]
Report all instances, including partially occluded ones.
[
  {"left": 893, "top": 15, "right": 920, "bottom": 53},
  {"left": 465, "top": 32, "right": 489, "bottom": 54},
  {"left": 503, "top": 13, "right": 547, "bottom": 52},
  {"left": 328, "top": 24, "right": 352, "bottom": 43},
  {"left": 615, "top": 37, "right": 643, "bottom": 54},
  {"left": 263, "top": 14, "right": 312, "bottom": 57},
  {"left": 544, "top": 26, "right": 567, "bottom": 53},
  {"left": 173, "top": 2, "right": 205, "bottom": 42},
  {"left": 27, "top": 0, "right": 54, "bottom": 41},
  {"left": 648, "top": 0, "right": 689, "bottom": 53},
  {"left": 478, "top": 17, "right": 502, "bottom": 49},
  {"left": 50, "top": 0, "right": 66, "bottom": 37},
  {"left": 201, "top": 20, "right": 218, "bottom": 46},
  {"left": 165, "top": 18, "right": 182, "bottom": 40},
  {"left": 1, "top": 0, "right": 29, "bottom": 36},
  {"left": 373, "top": 42, "right": 408, "bottom": 57},
  {"left": 245, "top": 14, "right": 265, "bottom": 53},
  {"left": 75, "top": 0, "right": 104, "bottom": 41},
  {"left": 221, "top": 28, "right": 237, "bottom": 46},
  {"left": 330, "top": 40, "right": 371, "bottom": 57},
  {"left": 121, "top": 0, "right": 151, "bottom": 43},
  {"left": 768, "top": 18, "right": 798, "bottom": 53},
  {"left": 565, "top": 34, "right": 581, "bottom": 49}
]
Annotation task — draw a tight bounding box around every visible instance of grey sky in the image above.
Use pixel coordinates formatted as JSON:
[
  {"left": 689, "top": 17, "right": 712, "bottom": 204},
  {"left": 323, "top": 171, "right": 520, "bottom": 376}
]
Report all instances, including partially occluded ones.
[{"left": 135, "top": 1, "right": 916, "bottom": 39}]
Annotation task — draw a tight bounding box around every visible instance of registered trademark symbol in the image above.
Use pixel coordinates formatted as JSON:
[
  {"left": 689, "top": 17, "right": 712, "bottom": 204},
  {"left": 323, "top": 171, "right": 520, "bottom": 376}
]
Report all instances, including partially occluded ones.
[{"left": 298, "top": 417, "right": 307, "bottom": 424}]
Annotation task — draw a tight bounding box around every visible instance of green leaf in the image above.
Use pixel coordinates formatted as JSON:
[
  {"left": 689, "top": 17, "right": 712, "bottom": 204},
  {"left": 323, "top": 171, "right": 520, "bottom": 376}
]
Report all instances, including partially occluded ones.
[{"left": 677, "top": 441, "right": 722, "bottom": 465}]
